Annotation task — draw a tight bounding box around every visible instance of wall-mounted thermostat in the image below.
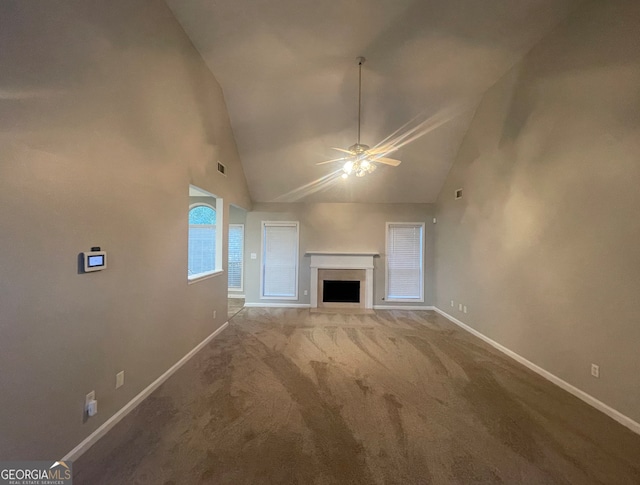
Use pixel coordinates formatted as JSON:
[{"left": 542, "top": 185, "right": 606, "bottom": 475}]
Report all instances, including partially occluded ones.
[{"left": 83, "top": 247, "right": 107, "bottom": 272}]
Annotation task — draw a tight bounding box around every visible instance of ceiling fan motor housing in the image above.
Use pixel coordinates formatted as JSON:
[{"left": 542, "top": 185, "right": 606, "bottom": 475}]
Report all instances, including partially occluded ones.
[{"left": 348, "top": 143, "right": 370, "bottom": 154}]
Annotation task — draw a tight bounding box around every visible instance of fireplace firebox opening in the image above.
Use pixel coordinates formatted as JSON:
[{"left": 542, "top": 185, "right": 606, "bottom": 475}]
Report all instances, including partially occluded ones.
[{"left": 322, "top": 280, "right": 360, "bottom": 303}]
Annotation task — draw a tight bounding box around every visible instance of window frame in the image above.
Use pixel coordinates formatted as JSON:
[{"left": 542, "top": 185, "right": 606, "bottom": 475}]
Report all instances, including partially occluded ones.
[
  {"left": 385, "top": 222, "right": 425, "bottom": 302},
  {"left": 260, "top": 221, "right": 299, "bottom": 300},
  {"left": 185, "top": 184, "right": 225, "bottom": 285},
  {"left": 228, "top": 223, "right": 244, "bottom": 292},
  {"left": 187, "top": 201, "right": 224, "bottom": 283}
]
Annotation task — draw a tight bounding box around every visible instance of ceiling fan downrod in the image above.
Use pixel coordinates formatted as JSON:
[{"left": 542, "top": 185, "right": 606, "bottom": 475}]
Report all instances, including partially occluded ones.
[
  {"left": 315, "top": 55, "right": 402, "bottom": 177},
  {"left": 357, "top": 56, "right": 365, "bottom": 146}
]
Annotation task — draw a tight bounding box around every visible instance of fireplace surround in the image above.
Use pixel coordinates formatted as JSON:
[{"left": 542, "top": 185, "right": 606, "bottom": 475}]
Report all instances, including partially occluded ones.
[{"left": 307, "top": 252, "right": 377, "bottom": 309}]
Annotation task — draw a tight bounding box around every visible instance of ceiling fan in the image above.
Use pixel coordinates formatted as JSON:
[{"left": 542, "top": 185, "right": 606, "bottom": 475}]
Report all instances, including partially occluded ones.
[{"left": 316, "top": 56, "right": 402, "bottom": 178}]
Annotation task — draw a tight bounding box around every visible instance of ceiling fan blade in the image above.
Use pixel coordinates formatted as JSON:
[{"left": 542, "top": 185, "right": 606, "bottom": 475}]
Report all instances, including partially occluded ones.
[
  {"left": 367, "top": 145, "right": 398, "bottom": 155},
  {"left": 331, "top": 147, "right": 355, "bottom": 155},
  {"left": 315, "top": 157, "right": 349, "bottom": 166},
  {"left": 375, "top": 157, "right": 402, "bottom": 167}
]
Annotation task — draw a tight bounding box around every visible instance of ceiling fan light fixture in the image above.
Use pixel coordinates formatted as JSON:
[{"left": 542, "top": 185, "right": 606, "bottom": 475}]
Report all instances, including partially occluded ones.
[
  {"left": 319, "top": 56, "right": 402, "bottom": 177},
  {"left": 344, "top": 158, "right": 377, "bottom": 178}
]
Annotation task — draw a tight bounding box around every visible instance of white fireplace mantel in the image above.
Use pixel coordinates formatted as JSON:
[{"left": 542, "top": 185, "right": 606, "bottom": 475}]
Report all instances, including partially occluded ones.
[{"left": 306, "top": 252, "right": 378, "bottom": 309}]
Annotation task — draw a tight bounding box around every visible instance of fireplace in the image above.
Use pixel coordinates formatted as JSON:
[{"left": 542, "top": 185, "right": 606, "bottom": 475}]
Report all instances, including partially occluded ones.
[
  {"left": 307, "top": 252, "right": 377, "bottom": 309},
  {"left": 323, "top": 280, "right": 360, "bottom": 303}
]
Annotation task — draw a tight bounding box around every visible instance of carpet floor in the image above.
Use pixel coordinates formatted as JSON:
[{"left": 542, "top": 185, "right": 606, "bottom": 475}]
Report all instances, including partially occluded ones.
[
  {"left": 228, "top": 297, "right": 245, "bottom": 319},
  {"left": 74, "top": 308, "right": 640, "bottom": 484}
]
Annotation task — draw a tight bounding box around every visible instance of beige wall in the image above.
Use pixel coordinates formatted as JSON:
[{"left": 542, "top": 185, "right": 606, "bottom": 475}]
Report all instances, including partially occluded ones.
[
  {"left": 244, "top": 203, "right": 436, "bottom": 307},
  {"left": 3, "top": 0, "right": 638, "bottom": 463},
  {"left": 435, "top": 0, "right": 640, "bottom": 423},
  {"left": 0, "top": 0, "right": 250, "bottom": 459}
]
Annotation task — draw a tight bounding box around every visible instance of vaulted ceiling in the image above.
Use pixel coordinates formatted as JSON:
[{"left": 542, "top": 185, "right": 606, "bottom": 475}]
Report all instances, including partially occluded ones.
[{"left": 166, "top": 0, "right": 581, "bottom": 203}]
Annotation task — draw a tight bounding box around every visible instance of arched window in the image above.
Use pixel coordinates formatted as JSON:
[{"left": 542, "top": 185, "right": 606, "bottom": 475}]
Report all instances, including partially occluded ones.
[{"left": 188, "top": 205, "right": 216, "bottom": 277}]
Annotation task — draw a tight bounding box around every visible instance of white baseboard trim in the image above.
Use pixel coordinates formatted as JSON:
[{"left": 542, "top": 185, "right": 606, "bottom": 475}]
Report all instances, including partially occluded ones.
[
  {"left": 243, "top": 302, "right": 311, "bottom": 308},
  {"left": 433, "top": 307, "right": 640, "bottom": 436},
  {"left": 243, "top": 303, "right": 436, "bottom": 311},
  {"left": 228, "top": 294, "right": 245, "bottom": 299},
  {"left": 374, "top": 305, "right": 436, "bottom": 311},
  {"left": 62, "top": 322, "right": 230, "bottom": 462}
]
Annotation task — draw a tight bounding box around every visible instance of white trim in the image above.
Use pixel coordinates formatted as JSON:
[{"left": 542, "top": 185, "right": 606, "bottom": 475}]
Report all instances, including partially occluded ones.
[
  {"left": 309, "top": 254, "right": 375, "bottom": 270},
  {"left": 385, "top": 222, "right": 425, "bottom": 302},
  {"left": 61, "top": 322, "right": 230, "bottom": 462},
  {"left": 385, "top": 297, "right": 425, "bottom": 303},
  {"left": 188, "top": 269, "right": 224, "bottom": 284},
  {"left": 433, "top": 307, "right": 640, "bottom": 436},
  {"left": 305, "top": 251, "right": 379, "bottom": 257},
  {"left": 216, "top": 198, "right": 224, "bottom": 272},
  {"left": 309, "top": 254, "right": 375, "bottom": 309},
  {"left": 227, "top": 293, "right": 246, "bottom": 299},
  {"left": 260, "top": 221, "right": 299, "bottom": 300},
  {"left": 228, "top": 223, "right": 244, "bottom": 292},
  {"left": 374, "top": 305, "right": 435, "bottom": 311},
  {"left": 243, "top": 302, "right": 311, "bottom": 308},
  {"left": 188, "top": 192, "right": 224, "bottom": 279},
  {"left": 259, "top": 296, "right": 299, "bottom": 301}
]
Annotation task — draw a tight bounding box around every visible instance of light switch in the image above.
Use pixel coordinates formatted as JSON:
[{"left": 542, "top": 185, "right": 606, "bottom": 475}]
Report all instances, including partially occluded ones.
[{"left": 250, "top": 253, "right": 257, "bottom": 260}]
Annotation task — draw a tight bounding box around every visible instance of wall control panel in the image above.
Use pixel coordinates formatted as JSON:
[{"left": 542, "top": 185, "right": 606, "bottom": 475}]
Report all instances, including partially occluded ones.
[{"left": 83, "top": 247, "right": 107, "bottom": 272}]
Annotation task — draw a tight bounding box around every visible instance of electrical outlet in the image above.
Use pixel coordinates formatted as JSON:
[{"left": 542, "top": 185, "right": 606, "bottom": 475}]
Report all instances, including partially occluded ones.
[
  {"left": 463, "top": 305, "right": 467, "bottom": 314},
  {"left": 116, "top": 371, "right": 125, "bottom": 389},
  {"left": 213, "top": 310, "right": 217, "bottom": 319},
  {"left": 458, "top": 303, "right": 463, "bottom": 311},
  {"left": 450, "top": 300, "right": 454, "bottom": 307},
  {"left": 87, "top": 400, "right": 98, "bottom": 417},
  {"left": 304, "top": 290, "right": 308, "bottom": 296},
  {"left": 85, "top": 391, "right": 97, "bottom": 417},
  {"left": 591, "top": 364, "right": 600, "bottom": 378}
]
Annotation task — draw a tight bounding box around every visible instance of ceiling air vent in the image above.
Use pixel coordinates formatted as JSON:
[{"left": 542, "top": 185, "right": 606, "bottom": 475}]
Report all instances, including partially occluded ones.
[
  {"left": 217, "top": 162, "right": 226, "bottom": 176},
  {"left": 455, "top": 188, "right": 463, "bottom": 200}
]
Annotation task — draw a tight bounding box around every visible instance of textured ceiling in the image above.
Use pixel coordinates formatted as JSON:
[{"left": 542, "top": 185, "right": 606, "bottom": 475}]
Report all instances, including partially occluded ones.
[{"left": 166, "top": 0, "right": 580, "bottom": 203}]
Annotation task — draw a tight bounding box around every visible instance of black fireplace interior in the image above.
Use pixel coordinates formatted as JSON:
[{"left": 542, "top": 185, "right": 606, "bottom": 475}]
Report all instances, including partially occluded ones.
[{"left": 323, "top": 280, "right": 360, "bottom": 303}]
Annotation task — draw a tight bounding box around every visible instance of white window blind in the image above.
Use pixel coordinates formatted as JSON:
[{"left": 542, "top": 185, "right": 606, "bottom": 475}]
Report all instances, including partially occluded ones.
[
  {"left": 386, "top": 223, "right": 424, "bottom": 301},
  {"left": 228, "top": 224, "right": 244, "bottom": 290},
  {"left": 188, "top": 205, "right": 216, "bottom": 278},
  {"left": 262, "top": 222, "right": 299, "bottom": 299}
]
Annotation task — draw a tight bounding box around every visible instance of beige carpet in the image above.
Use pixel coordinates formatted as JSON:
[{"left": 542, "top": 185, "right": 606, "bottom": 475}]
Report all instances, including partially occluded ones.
[
  {"left": 74, "top": 308, "right": 640, "bottom": 484},
  {"left": 227, "top": 297, "right": 244, "bottom": 319}
]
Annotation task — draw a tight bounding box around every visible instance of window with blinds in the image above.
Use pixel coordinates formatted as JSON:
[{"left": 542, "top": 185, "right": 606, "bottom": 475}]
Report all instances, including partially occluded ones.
[
  {"left": 386, "top": 223, "right": 424, "bottom": 301},
  {"left": 261, "top": 222, "right": 299, "bottom": 299},
  {"left": 188, "top": 205, "right": 216, "bottom": 278},
  {"left": 228, "top": 224, "right": 244, "bottom": 290}
]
